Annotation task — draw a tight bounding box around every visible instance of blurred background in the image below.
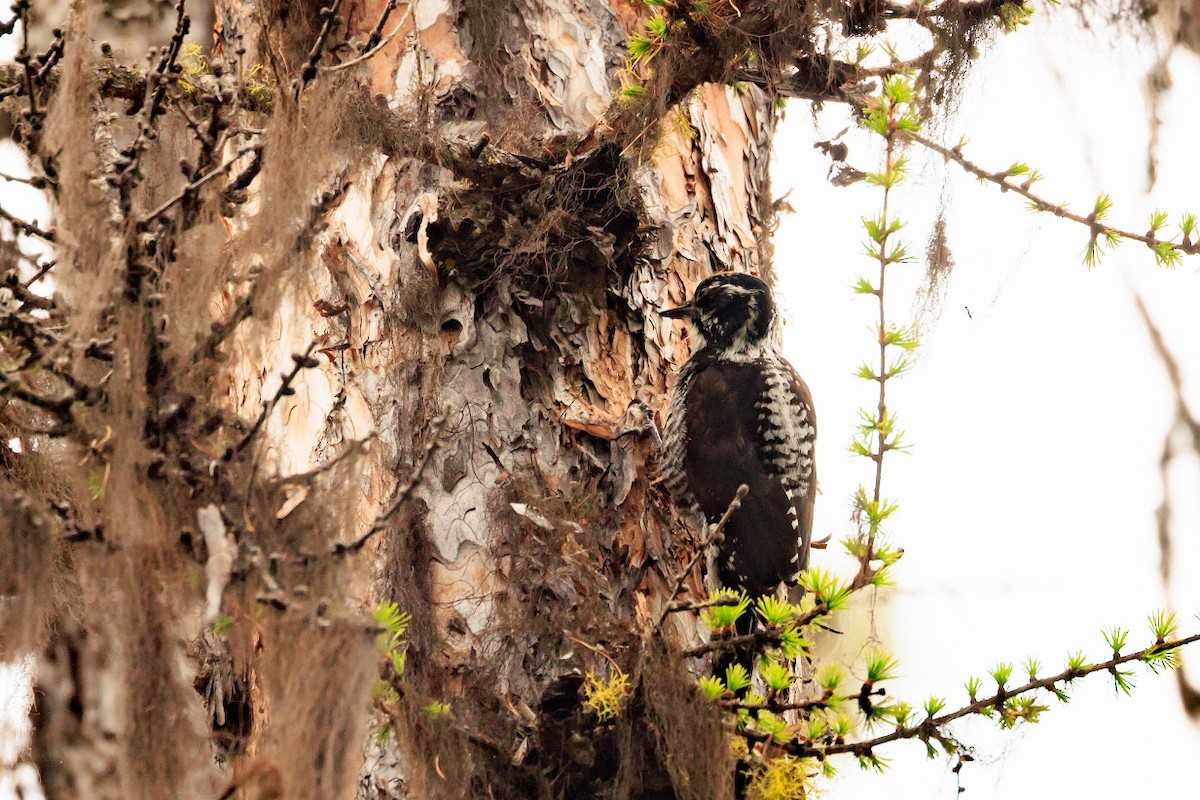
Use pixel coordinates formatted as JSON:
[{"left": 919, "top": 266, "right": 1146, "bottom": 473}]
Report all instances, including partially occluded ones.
[{"left": 774, "top": 7, "right": 1200, "bottom": 797}]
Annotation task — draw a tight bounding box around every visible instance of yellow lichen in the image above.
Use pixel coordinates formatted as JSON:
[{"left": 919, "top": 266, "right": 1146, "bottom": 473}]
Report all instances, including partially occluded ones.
[
  {"left": 178, "top": 42, "right": 209, "bottom": 94},
  {"left": 745, "top": 755, "right": 811, "bottom": 800},
  {"left": 729, "top": 735, "right": 750, "bottom": 761},
  {"left": 582, "top": 669, "right": 630, "bottom": 722},
  {"left": 244, "top": 63, "right": 275, "bottom": 102}
]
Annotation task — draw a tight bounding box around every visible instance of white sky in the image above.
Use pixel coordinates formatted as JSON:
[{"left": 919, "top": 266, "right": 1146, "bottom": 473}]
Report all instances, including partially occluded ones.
[{"left": 774, "top": 10, "right": 1200, "bottom": 798}]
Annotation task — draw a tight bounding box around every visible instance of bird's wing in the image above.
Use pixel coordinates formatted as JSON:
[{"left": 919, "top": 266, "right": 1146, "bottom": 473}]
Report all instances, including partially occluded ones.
[
  {"left": 660, "top": 361, "right": 700, "bottom": 514},
  {"left": 681, "top": 360, "right": 812, "bottom": 594},
  {"left": 753, "top": 359, "right": 817, "bottom": 572},
  {"left": 677, "top": 361, "right": 762, "bottom": 518}
]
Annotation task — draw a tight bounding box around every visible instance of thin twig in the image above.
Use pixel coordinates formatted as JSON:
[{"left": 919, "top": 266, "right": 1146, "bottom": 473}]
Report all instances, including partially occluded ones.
[
  {"left": 0, "top": 170, "right": 42, "bottom": 186},
  {"left": 195, "top": 289, "right": 256, "bottom": 363},
  {"left": 653, "top": 484, "right": 749, "bottom": 631},
  {"left": 171, "top": 92, "right": 215, "bottom": 149},
  {"left": 230, "top": 342, "right": 320, "bottom": 456},
  {"left": 22, "top": 260, "right": 55, "bottom": 287},
  {"left": 17, "top": 0, "right": 37, "bottom": 121},
  {"left": 322, "top": 5, "right": 412, "bottom": 73},
  {"left": 909, "top": 130, "right": 1199, "bottom": 260},
  {"left": 323, "top": 0, "right": 412, "bottom": 75},
  {"left": 681, "top": 630, "right": 781, "bottom": 659},
  {"left": 1131, "top": 292, "right": 1200, "bottom": 443},
  {"left": 297, "top": 0, "right": 346, "bottom": 91},
  {"left": 334, "top": 410, "right": 448, "bottom": 554},
  {"left": 34, "top": 29, "right": 65, "bottom": 84},
  {"left": 791, "top": 631, "right": 1200, "bottom": 760},
  {"left": 0, "top": 205, "right": 55, "bottom": 241},
  {"left": 364, "top": 0, "right": 398, "bottom": 50},
  {"left": 140, "top": 143, "right": 263, "bottom": 225},
  {"left": 565, "top": 635, "right": 623, "bottom": 673},
  {"left": 281, "top": 435, "right": 376, "bottom": 483},
  {"left": 871, "top": 107, "right": 896, "bottom": 505},
  {"left": 665, "top": 595, "right": 743, "bottom": 614},
  {"left": 112, "top": 0, "right": 190, "bottom": 215}
]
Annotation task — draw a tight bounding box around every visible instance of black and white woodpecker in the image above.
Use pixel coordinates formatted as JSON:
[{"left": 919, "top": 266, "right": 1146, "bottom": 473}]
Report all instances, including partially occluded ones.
[{"left": 660, "top": 272, "right": 817, "bottom": 599}]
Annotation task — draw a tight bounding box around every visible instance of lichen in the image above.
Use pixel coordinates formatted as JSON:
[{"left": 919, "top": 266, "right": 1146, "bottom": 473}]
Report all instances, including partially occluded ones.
[{"left": 582, "top": 669, "right": 630, "bottom": 722}]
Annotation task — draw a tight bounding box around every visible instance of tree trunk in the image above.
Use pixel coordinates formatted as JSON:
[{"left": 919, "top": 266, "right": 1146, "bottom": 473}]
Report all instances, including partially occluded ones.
[{"left": 4, "top": 0, "right": 786, "bottom": 797}]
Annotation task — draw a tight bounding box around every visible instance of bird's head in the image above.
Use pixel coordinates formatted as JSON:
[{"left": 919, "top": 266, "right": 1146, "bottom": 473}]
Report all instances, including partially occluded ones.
[{"left": 662, "top": 272, "right": 775, "bottom": 355}]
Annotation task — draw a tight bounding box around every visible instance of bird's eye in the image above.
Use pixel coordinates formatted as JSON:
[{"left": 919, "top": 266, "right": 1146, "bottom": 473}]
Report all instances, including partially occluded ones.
[{"left": 701, "top": 294, "right": 732, "bottom": 314}]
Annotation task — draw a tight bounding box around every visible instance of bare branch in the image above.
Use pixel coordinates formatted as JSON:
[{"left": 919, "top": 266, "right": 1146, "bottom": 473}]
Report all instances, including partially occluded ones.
[
  {"left": 0, "top": 204, "right": 55, "bottom": 242},
  {"left": 111, "top": 0, "right": 191, "bottom": 215},
  {"left": 653, "top": 484, "right": 749, "bottom": 632},
  {"left": 722, "top": 690, "right": 834, "bottom": 714},
  {"left": 665, "top": 595, "right": 743, "bottom": 614},
  {"left": 194, "top": 287, "right": 256, "bottom": 363},
  {"left": 229, "top": 343, "right": 321, "bottom": 457},
  {"left": 1132, "top": 293, "right": 1200, "bottom": 717},
  {"left": 1132, "top": 293, "right": 1200, "bottom": 444},
  {"left": 297, "top": 0, "right": 346, "bottom": 92},
  {"left": 681, "top": 629, "right": 781, "bottom": 659},
  {"left": 140, "top": 143, "right": 263, "bottom": 226},
  {"left": 16, "top": 0, "right": 38, "bottom": 121},
  {"left": 22, "top": 260, "right": 55, "bottom": 287},
  {"left": 323, "top": 2, "right": 413, "bottom": 74},
  {"left": 0, "top": 372, "right": 74, "bottom": 415},
  {"left": 363, "top": 0, "right": 398, "bottom": 51},
  {"left": 334, "top": 411, "right": 448, "bottom": 555},
  {"left": 0, "top": 170, "right": 44, "bottom": 187}
]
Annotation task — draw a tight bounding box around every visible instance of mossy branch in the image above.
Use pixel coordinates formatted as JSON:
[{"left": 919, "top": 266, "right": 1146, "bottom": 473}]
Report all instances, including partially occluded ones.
[{"left": 0, "top": 61, "right": 275, "bottom": 115}]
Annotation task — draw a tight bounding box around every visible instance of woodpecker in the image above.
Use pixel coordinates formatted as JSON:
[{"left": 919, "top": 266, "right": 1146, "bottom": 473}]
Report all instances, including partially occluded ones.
[{"left": 660, "top": 272, "right": 816, "bottom": 599}]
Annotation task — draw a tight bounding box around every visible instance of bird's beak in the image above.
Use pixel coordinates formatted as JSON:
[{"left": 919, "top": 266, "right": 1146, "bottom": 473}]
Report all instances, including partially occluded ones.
[{"left": 661, "top": 303, "right": 694, "bottom": 320}]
